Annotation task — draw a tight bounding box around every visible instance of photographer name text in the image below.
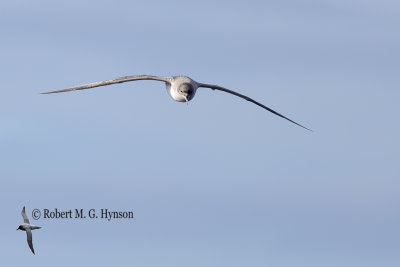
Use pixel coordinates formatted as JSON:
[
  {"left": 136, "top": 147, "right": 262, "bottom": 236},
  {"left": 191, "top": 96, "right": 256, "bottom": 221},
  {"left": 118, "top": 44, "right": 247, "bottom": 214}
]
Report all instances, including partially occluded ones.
[{"left": 32, "top": 208, "right": 134, "bottom": 221}]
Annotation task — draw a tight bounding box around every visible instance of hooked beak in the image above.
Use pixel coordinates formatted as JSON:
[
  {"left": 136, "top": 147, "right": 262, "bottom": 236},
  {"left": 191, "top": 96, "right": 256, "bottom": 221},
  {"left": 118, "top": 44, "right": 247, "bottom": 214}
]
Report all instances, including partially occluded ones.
[{"left": 184, "top": 95, "right": 188, "bottom": 105}]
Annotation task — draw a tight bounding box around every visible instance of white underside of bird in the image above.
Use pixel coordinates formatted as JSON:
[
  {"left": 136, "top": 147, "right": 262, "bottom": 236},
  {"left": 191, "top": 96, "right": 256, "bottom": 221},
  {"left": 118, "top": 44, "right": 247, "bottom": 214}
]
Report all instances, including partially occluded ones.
[{"left": 41, "top": 75, "right": 311, "bottom": 131}]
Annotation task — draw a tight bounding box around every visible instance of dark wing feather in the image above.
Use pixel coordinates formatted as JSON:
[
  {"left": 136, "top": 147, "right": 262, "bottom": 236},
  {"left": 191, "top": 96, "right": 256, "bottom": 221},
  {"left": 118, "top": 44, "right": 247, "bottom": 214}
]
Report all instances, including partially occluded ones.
[
  {"left": 198, "top": 83, "right": 311, "bottom": 131},
  {"left": 26, "top": 230, "right": 35, "bottom": 254},
  {"left": 21, "top": 206, "right": 30, "bottom": 224}
]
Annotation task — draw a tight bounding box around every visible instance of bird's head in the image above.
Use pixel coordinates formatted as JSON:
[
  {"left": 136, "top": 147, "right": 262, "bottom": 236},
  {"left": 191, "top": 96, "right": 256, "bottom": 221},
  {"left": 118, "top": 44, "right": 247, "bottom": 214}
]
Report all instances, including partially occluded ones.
[
  {"left": 165, "top": 76, "right": 198, "bottom": 103},
  {"left": 16, "top": 225, "right": 23, "bottom": 231},
  {"left": 177, "top": 83, "right": 195, "bottom": 103}
]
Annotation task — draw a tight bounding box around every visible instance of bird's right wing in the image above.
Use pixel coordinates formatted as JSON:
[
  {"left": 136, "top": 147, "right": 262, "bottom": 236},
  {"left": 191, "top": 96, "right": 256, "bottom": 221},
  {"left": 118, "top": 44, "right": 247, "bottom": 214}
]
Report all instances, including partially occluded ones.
[
  {"left": 41, "top": 75, "right": 171, "bottom": 94},
  {"left": 26, "top": 229, "right": 35, "bottom": 254},
  {"left": 21, "top": 206, "right": 30, "bottom": 224},
  {"left": 198, "top": 82, "right": 312, "bottom": 131}
]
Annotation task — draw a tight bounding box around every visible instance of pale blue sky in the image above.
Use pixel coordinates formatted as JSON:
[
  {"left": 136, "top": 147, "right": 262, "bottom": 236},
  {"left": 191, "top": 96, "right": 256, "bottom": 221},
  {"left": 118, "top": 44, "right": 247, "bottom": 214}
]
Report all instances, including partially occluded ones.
[{"left": 1, "top": 0, "right": 399, "bottom": 266}]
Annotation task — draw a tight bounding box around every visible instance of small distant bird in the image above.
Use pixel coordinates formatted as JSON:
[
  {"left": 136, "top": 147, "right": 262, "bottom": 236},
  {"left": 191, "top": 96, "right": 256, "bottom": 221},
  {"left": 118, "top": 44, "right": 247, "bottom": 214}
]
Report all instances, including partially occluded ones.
[
  {"left": 41, "top": 75, "right": 310, "bottom": 130},
  {"left": 17, "top": 206, "right": 41, "bottom": 254}
]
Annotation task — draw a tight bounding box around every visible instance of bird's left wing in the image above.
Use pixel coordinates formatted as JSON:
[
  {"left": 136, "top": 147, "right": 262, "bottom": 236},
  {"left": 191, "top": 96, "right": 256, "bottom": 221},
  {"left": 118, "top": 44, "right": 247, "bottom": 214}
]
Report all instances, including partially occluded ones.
[
  {"left": 198, "top": 82, "right": 311, "bottom": 131},
  {"left": 21, "top": 206, "right": 30, "bottom": 224},
  {"left": 41, "top": 75, "right": 171, "bottom": 94},
  {"left": 26, "top": 229, "right": 35, "bottom": 254}
]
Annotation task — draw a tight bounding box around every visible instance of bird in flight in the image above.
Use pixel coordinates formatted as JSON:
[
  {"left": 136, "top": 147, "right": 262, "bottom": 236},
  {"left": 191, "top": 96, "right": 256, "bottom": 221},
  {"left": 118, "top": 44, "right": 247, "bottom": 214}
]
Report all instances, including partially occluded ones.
[
  {"left": 17, "top": 206, "right": 41, "bottom": 254},
  {"left": 41, "top": 75, "right": 311, "bottom": 130}
]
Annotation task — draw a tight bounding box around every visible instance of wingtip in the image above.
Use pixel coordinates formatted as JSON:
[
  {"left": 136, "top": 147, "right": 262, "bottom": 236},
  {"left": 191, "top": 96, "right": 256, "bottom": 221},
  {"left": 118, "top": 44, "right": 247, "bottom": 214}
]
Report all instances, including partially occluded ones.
[
  {"left": 303, "top": 126, "right": 313, "bottom": 132},
  {"left": 287, "top": 120, "right": 313, "bottom": 132}
]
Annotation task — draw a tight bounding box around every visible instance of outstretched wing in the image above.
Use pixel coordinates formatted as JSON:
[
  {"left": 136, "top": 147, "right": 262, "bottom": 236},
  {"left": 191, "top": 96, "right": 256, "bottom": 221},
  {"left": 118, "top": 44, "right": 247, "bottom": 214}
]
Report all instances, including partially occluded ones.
[
  {"left": 41, "top": 75, "right": 171, "bottom": 94},
  {"left": 21, "top": 206, "right": 30, "bottom": 224},
  {"left": 26, "top": 229, "right": 35, "bottom": 254},
  {"left": 198, "top": 83, "right": 311, "bottom": 131}
]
